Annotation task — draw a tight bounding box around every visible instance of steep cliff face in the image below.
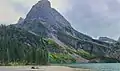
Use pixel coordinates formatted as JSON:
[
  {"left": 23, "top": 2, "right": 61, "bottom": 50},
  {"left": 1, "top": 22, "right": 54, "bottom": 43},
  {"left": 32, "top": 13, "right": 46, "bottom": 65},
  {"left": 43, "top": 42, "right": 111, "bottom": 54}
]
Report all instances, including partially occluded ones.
[
  {"left": 16, "top": 0, "right": 120, "bottom": 62},
  {"left": 17, "top": 0, "right": 92, "bottom": 41},
  {"left": 16, "top": 0, "right": 106, "bottom": 55}
]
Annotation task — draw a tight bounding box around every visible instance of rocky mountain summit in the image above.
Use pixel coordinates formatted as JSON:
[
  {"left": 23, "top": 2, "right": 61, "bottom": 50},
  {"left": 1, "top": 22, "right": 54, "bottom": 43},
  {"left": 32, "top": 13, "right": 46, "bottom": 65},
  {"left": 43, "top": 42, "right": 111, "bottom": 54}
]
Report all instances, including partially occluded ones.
[
  {"left": 17, "top": 0, "right": 95, "bottom": 48},
  {"left": 15, "top": 0, "right": 120, "bottom": 62},
  {"left": 17, "top": 0, "right": 91, "bottom": 40},
  {"left": 17, "top": 17, "right": 24, "bottom": 24}
]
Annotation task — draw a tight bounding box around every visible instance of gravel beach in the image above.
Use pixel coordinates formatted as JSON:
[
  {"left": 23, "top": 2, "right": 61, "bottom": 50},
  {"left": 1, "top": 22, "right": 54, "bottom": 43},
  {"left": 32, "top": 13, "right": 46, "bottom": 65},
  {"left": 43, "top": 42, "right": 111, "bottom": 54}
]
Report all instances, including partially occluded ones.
[{"left": 0, "top": 66, "right": 91, "bottom": 71}]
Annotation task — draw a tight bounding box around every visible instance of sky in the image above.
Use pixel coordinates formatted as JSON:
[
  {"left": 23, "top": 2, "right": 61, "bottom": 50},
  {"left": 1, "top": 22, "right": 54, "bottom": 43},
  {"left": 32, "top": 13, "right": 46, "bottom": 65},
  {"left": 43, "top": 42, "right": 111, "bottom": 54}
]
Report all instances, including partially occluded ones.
[{"left": 1, "top": 0, "right": 120, "bottom": 40}]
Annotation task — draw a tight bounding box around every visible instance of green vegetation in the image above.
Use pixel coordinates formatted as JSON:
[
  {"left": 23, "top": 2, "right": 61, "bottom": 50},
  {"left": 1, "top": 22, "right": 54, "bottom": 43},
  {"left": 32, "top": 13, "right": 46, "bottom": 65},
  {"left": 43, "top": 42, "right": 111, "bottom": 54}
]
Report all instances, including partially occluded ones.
[
  {"left": 47, "top": 39, "right": 76, "bottom": 64},
  {"left": 76, "top": 49, "right": 96, "bottom": 60},
  {"left": 0, "top": 25, "right": 119, "bottom": 65},
  {"left": 47, "top": 39, "right": 64, "bottom": 53},
  {"left": 99, "top": 57, "right": 120, "bottom": 63},
  {"left": 0, "top": 25, "right": 48, "bottom": 65},
  {"left": 49, "top": 53, "right": 76, "bottom": 64},
  {"left": 66, "top": 47, "right": 96, "bottom": 60},
  {"left": 0, "top": 25, "right": 77, "bottom": 65}
]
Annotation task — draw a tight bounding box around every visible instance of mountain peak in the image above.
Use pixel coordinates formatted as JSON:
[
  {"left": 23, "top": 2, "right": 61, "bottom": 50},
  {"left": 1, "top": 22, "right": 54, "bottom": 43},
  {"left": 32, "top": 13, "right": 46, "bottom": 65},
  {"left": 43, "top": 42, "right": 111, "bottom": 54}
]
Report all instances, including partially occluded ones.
[
  {"left": 35, "top": 0, "right": 51, "bottom": 8},
  {"left": 40, "top": 0, "right": 48, "bottom": 2},
  {"left": 17, "top": 17, "right": 24, "bottom": 24},
  {"left": 24, "top": 0, "right": 52, "bottom": 21},
  {"left": 17, "top": 0, "right": 91, "bottom": 41}
]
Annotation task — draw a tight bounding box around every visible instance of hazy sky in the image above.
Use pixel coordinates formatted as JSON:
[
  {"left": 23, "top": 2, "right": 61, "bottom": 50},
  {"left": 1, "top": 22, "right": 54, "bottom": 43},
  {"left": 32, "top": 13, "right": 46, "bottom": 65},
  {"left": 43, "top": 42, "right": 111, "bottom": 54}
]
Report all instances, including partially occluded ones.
[{"left": 1, "top": 0, "right": 120, "bottom": 40}]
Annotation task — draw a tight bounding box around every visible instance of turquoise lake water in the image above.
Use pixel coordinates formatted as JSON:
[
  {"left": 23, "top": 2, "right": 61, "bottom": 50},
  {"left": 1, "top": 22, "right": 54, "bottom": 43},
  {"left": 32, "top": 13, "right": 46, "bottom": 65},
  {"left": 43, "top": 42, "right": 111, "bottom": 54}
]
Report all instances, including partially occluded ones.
[{"left": 68, "top": 63, "right": 120, "bottom": 71}]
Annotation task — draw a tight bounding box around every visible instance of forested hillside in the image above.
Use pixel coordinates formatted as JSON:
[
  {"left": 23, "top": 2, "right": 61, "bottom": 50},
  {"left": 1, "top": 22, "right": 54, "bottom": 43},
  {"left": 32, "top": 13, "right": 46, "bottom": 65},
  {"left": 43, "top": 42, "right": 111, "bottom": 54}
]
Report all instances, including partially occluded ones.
[
  {"left": 0, "top": 25, "right": 48, "bottom": 65},
  {"left": 0, "top": 25, "right": 82, "bottom": 65}
]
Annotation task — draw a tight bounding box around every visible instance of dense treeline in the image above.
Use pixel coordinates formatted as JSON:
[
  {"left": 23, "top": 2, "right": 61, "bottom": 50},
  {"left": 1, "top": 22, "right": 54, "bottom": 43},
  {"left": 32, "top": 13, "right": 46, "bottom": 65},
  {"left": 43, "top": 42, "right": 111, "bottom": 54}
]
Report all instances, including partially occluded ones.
[{"left": 0, "top": 25, "right": 48, "bottom": 65}]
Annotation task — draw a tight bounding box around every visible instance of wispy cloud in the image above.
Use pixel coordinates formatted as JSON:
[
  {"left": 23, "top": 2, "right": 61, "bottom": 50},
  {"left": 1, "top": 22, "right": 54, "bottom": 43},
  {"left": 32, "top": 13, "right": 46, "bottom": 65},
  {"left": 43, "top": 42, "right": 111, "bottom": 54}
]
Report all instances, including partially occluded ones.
[
  {"left": 50, "top": 0, "right": 71, "bottom": 13},
  {"left": 0, "top": 0, "right": 70, "bottom": 24},
  {"left": 65, "top": 0, "right": 120, "bottom": 39},
  {"left": 0, "top": 0, "right": 40, "bottom": 24},
  {"left": 0, "top": 0, "right": 21, "bottom": 24}
]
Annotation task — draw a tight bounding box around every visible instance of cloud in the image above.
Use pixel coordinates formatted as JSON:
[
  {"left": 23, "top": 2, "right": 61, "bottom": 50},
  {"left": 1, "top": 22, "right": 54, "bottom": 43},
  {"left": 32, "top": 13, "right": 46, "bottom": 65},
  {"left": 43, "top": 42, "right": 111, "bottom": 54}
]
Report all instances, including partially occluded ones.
[
  {"left": 0, "top": 0, "right": 70, "bottom": 24},
  {"left": 64, "top": 0, "right": 120, "bottom": 40},
  {"left": 0, "top": 0, "right": 37, "bottom": 24},
  {"left": 49, "top": 0, "right": 71, "bottom": 13},
  {"left": 0, "top": 0, "right": 21, "bottom": 24}
]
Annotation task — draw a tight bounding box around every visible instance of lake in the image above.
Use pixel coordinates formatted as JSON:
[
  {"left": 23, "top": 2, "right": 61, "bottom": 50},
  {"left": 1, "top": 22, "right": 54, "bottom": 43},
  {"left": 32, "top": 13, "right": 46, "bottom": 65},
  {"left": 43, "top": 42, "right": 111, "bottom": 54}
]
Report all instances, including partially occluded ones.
[{"left": 68, "top": 63, "right": 120, "bottom": 71}]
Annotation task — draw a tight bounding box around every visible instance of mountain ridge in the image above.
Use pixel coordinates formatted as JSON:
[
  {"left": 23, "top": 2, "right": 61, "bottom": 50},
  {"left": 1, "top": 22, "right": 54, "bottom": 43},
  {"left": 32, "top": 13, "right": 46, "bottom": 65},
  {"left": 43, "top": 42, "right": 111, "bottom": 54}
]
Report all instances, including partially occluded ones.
[
  {"left": 15, "top": 0, "right": 120, "bottom": 63},
  {"left": 17, "top": 0, "right": 93, "bottom": 42}
]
